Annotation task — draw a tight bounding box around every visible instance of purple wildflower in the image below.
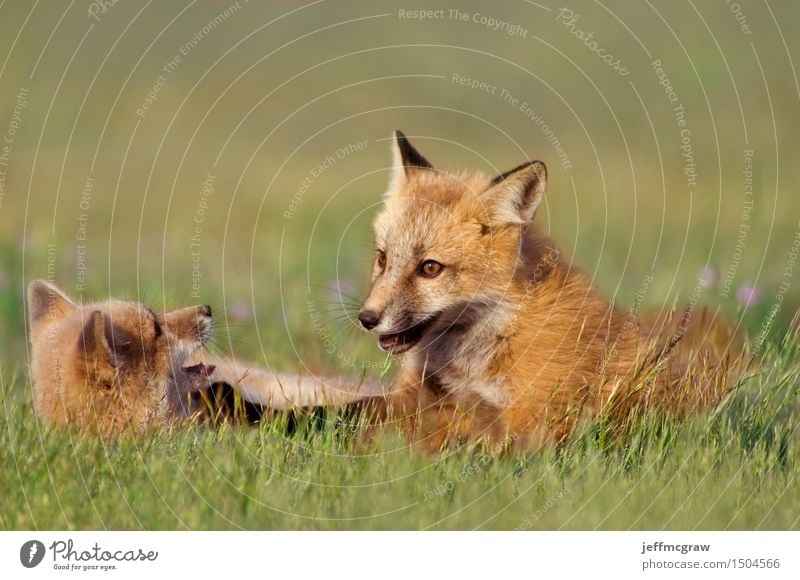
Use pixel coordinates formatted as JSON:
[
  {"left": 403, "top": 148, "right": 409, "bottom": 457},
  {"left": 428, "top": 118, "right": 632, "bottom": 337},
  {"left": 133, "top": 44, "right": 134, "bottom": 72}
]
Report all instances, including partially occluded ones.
[
  {"left": 737, "top": 284, "right": 762, "bottom": 307},
  {"left": 699, "top": 267, "right": 718, "bottom": 286},
  {"left": 228, "top": 298, "right": 253, "bottom": 322}
]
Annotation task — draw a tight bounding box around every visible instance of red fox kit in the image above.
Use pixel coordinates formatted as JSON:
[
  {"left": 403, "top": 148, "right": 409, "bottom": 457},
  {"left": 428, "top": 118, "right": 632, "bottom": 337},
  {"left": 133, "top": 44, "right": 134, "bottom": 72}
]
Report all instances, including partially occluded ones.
[
  {"left": 27, "top": 280, "right": 213, "bottom": 435},
  {"left": 358, "top": 131, "right": 743, "bottom": 452},
  {"left": 27, "top": 281, "right": 385, "bottom": 434}
]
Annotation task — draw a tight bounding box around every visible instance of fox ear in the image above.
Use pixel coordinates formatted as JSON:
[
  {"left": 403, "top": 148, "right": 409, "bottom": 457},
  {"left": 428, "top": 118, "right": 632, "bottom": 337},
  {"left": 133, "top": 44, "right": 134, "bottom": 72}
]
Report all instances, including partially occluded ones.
[
  {"left": 79, "top": 310, "right": 109, "bottom": 362},
  {"left": 386, "top": 130, "right": 433, "bottom": 196},
  {"left": 484, "top": 161, "right": 547, "bottom": 226},
  {"left": 27, "top": 280, "right": 76, "bottom": 333},
  {"left": 79, "top": 311, "right": 135, "bottom": 369}
]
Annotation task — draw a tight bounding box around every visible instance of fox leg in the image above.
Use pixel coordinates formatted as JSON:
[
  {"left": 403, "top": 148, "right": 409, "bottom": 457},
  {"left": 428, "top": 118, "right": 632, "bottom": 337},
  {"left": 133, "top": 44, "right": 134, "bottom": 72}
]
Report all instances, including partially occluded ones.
[
  {"left": 356, "top": 374, "right": 463, "bottom": 454},
  {"left": 355, "top": 374, "right": 513, "bottom": 454},
  {"left": 348, "top": 374, "right": 420, "bottom": 448}
]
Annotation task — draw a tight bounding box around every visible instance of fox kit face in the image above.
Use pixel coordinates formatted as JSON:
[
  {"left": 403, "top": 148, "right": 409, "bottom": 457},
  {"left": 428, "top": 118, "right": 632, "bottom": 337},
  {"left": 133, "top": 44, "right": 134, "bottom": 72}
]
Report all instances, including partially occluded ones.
[
  {"left": 27, "top": 280, "right": 212, "bottom": 435},
  {"left": 359, "top": 131, "right": 547, "bottom": 353}
]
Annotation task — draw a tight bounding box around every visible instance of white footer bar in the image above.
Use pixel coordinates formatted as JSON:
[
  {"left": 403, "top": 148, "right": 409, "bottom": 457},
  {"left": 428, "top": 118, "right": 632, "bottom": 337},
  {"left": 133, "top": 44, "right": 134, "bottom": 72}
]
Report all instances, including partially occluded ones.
[{"left": 2, "top": 532, "right": 798, "bottom": 579}]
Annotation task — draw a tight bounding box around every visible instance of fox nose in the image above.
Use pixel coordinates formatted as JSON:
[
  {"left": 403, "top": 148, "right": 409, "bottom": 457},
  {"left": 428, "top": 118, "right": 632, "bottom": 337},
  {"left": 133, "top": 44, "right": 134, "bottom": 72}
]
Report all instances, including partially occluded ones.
[
  {"left": 199, "top": 305, "right": 212, "bottom": 317},
  {"left": 358, "top": 309, "right": 381, "bottom": 330}
]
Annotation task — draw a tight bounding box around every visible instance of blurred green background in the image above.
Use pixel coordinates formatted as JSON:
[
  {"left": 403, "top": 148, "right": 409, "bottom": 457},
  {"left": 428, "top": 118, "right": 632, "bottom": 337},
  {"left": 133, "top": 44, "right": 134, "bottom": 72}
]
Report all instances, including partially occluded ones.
[
  {"left": 0, "top": 0, "right": 798, "bottom": 372},
  {"left": 2, "top": 0, "right": 800, "bottom": 533}
]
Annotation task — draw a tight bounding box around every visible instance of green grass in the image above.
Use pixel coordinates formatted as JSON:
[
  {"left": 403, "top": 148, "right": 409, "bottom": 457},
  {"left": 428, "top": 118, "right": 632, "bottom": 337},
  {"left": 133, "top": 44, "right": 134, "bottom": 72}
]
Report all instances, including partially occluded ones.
[
  {"left": 1, "top": 0, "right": 799, "bottom": 530},
  {"left": 2, "top": 333, "right": 799, "bottom": 530}
]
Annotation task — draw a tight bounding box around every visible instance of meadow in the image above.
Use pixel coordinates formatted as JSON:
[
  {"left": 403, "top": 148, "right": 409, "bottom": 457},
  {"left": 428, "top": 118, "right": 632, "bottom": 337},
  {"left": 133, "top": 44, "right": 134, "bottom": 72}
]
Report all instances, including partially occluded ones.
[{"left": 1, "top": 0, "right": 798, "bottom": 529}]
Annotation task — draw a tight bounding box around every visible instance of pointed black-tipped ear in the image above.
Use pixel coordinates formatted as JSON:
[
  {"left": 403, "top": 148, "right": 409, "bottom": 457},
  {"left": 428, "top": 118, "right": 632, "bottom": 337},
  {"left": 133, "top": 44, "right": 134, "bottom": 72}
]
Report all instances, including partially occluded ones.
[
  {"left": 394, "top": 130, "right": 432, "bottom": 170},
  {"left": 386, "top": 130, "right": 434, "bottom": 196},
  {"left": 27, "top": 280, "right": 77, "bottom": 335},
  {"left": 484, "top": 160, "right": 547, "bottom": 226}
]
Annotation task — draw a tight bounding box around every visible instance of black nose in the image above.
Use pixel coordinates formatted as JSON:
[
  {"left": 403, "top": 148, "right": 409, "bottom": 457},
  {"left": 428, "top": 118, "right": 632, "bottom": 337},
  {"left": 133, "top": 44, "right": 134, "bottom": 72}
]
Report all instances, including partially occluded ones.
[
  {"left": 358, "top": 309, "right": 380, "bottom": 330},
  {"left": 200, "top": 305, "right": 212, "bottom": 317}
]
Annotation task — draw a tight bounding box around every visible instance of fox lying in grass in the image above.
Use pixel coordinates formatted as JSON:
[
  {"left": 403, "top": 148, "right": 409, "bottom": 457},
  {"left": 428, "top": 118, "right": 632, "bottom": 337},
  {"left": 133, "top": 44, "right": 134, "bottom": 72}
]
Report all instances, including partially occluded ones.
[
  {"left": 27, "top": 281, "right": 381, "bottom": 436},
  {"left": 27, "top": 280, "right": 214, "bottom": 435},
  {"left": 357, "top": 131, "right": 746, "bottom": 452}
]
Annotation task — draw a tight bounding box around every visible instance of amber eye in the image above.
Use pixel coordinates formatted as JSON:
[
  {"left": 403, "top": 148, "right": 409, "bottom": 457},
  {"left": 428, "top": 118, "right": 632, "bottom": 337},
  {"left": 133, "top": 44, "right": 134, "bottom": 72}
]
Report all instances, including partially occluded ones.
[
  {"left": 419, "top": 260, "right": 444, "bottom": 278},
  {"left": 376, "top": 250, "right": 387, "bottom": 270}
]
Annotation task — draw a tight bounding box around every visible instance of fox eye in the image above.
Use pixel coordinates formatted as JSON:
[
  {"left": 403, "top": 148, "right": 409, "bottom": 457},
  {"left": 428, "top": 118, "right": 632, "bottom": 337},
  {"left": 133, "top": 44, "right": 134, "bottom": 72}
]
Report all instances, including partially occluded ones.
[
  {"left": 419, "top": 260, "right": 444, "bottom": 278},
  {"left": 375, "top": 250, "right": 387, "bottom": 270}
]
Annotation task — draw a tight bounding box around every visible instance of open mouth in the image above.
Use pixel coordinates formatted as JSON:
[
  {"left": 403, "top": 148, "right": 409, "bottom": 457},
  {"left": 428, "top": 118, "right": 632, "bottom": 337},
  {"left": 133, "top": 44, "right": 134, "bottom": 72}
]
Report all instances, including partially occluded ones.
[{"left": 378, "top": 315, "right": 438, "bottom": 354}]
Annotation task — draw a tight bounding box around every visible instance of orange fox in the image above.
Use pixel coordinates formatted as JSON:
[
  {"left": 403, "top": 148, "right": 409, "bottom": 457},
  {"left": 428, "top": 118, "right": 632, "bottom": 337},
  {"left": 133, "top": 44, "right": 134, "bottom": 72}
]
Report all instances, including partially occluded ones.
[
  {"left": 27, "top": 281, "right": 383, "bottom": 435},
  {"left": 27, "top": 280, "right": 214, "bottom": 435},
  {"left": 358, "top": 131, "right": 744, "bottom": 452}
]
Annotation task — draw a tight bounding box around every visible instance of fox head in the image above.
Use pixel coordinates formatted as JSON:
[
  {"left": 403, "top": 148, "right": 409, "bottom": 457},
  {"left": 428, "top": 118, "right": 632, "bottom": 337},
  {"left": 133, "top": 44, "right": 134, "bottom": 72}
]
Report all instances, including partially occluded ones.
[
  {"left": 359, "top": 131, "right": 549, "bottom": 353},
  {"left": 27, "top": 280, "right": 213, "bottom": 435}
]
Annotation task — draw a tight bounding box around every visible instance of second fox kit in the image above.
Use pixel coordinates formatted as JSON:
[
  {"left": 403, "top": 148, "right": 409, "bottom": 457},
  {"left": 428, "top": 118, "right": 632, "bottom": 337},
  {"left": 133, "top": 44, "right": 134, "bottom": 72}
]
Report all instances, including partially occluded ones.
[
  {"left": 27, "top": 281, "right": 383, "bottom": 435},
  {"left": 358, "top": 131, "right": 743, "bottom": 451},
  {"left": 27, "top": 280, "right": 213, "bottom": 435}
]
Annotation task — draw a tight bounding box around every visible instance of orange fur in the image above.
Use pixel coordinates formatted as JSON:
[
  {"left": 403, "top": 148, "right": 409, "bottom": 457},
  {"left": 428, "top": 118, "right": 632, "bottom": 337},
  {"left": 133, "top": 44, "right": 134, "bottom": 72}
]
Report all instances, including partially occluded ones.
[
  {"left": 26, "top": 281, "right": 386, "bottom": 434},
  {"left": 359, "top": 132, "right": 746, "bottom": 453},
  {"left": 27, "top": 280, "right": 213, "bottom": 436}
]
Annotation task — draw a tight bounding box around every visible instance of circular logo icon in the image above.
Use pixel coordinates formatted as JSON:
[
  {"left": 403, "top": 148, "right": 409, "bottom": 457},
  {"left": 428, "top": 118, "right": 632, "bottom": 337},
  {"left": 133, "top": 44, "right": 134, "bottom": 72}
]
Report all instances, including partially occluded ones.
[{"left": 20, "top": 540, "right": 46, "bottom": 568}]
